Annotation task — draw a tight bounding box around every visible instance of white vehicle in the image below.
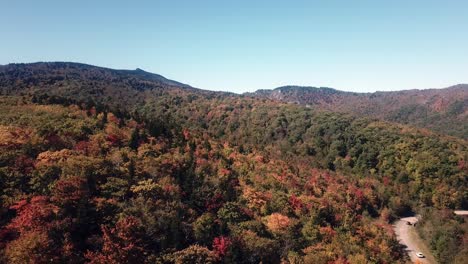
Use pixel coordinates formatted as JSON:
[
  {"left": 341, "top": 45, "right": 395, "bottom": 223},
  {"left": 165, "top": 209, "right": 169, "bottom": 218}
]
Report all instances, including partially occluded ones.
[{"left": 416, "top": 252, "right": 425, "bottom": 258}]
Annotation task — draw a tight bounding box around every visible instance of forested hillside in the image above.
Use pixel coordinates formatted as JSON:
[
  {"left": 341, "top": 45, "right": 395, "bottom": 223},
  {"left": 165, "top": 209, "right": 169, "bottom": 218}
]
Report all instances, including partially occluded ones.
[
  {"left": 0, "top": 62, "right": 199, "bottom": 109},
  {"left": 0, "top": 62, "right": 466, "bottom": 263},
  {"left": 250, "top": 85, "right": 468, "bottom": 139}
]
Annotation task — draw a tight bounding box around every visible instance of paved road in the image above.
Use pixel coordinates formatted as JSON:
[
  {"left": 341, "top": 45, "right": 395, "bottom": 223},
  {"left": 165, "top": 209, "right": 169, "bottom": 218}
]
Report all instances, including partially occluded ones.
[{"left": 393, "top": 216, "right": 437, "bottom": 264}]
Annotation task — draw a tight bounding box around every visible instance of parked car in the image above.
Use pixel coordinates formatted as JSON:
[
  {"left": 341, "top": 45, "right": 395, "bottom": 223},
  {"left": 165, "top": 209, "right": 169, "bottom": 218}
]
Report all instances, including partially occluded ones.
[{"left": 416, "top": 252, "right": 425, "bottom": 258}]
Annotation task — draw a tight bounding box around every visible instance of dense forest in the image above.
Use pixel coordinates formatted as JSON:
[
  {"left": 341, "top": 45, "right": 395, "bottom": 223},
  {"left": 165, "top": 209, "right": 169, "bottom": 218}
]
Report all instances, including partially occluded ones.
[{"left": 0, "top": 63, "right": 466, "bottom": 263}]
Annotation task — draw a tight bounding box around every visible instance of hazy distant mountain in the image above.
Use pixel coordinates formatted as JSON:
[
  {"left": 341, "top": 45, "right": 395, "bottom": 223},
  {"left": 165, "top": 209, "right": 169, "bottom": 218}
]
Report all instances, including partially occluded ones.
[{"left": 249, "top": 85, "right": 468, "bottom": 139}]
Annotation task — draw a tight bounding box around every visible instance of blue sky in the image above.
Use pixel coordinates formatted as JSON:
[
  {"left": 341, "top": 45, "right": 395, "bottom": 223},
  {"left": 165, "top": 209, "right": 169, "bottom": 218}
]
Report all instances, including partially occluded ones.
[{"left": 1, "top": 0, "right": 467, "bottom": 93}]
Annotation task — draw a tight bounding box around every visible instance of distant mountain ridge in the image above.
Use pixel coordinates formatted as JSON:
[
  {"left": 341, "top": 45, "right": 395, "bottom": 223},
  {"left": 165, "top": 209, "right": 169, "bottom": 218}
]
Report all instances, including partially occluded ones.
[
  {"left": 249, "top": 84, "right": 468, "bottom": 107},
  {"left": 0, "top": 61, "right": 192, "bottom": 90},
  {"left": 248, "top": 84, "right": 468, "bottom": 139},
  {"left": 0, "top": 62, "right": 194, "bottom": 97},
  {"left": 0, "top": 62, "right": 209, "bottom": 108},
  {"left": 248, "top": 86, "right": 350, "bottom": 105}
]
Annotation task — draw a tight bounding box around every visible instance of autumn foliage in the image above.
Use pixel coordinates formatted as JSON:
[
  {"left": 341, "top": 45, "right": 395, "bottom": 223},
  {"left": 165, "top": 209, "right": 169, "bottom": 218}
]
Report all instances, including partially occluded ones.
[{"left": 0, "top": 90, "right": 465, "bottom": 263}]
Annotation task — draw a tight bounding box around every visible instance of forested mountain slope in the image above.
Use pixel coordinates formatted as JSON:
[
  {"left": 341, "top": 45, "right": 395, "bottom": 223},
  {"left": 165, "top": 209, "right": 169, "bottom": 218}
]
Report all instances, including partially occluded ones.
[
  {"left": 249, "top": 85, "right": 468, "bottom": 139},
  {"left": 0, "top": 62, "right": 466, "bottom": 263},
  {"left": 0, "top": 62, "right": 202, "bottom": 109}
]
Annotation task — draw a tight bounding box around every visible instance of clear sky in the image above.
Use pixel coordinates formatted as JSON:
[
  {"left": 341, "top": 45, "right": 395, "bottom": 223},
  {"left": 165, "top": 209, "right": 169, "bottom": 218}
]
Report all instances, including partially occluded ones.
[{"left": 1, "top": 0, "right": 467, "bottom": 93}]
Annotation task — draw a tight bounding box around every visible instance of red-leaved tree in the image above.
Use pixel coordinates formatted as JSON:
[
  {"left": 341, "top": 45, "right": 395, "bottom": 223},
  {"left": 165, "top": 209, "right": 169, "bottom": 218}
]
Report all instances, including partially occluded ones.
[{"left": 85, "top": 216, "right": 145, "bottom": 264}]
